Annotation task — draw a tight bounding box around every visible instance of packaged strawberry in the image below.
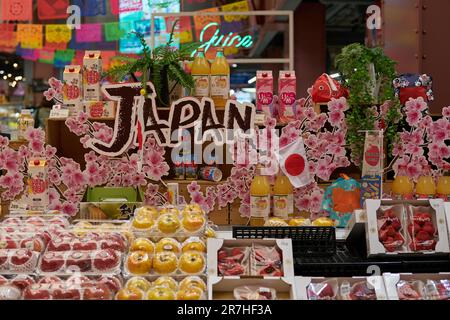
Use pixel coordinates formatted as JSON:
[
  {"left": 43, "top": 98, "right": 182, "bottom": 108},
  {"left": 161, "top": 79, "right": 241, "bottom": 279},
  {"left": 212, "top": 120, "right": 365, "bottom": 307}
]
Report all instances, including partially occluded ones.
[
  {"left": 307, "top": 279, "right": 339, "bottom": 300},
  {"left": 406, "top": 205, "right": 437, "bottom": 252},
  {"left": 396, "top": 280, "right": 424, "bottom": 300},
  {"left": 250, "top": 244, "right": 283, "bottom": 276},
  {"left": 217, "top": 247, "right": 250, "bottom": 276},
  {"left": 425, "top": 279, "right": 450, "bottom": 300},
  {"left": 376, "top": 205, "right": 406, "bottom": 252},
  {"left": 233, "top": 286, "right": 277, "bottom": 300}
]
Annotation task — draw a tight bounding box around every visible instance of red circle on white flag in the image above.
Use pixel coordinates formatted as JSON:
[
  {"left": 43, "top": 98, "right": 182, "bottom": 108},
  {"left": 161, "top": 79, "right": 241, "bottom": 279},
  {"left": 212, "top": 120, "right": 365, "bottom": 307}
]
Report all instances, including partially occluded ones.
[{"left": 285, "top": 154, "right": 305, "bottom": 176}]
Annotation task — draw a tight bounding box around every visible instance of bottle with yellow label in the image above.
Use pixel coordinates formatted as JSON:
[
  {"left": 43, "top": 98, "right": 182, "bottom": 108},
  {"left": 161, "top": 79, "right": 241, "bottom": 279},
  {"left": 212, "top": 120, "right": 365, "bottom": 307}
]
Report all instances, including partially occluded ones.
[
  {"left": 18, "top": 109, "right": 35, "bottom": 141},
  {"left": 191, "top": 47, "right": 210, "bottom": 98},
  {"left": 391, "top": 164, "right": 414, "bottom": 200},
  {"left": 210, "top": 47, "right": 230, "bottom": 108},
  {"left": 436, "top": 164, "right": 450, "bottom": 201},
  {"left": 273, "top": 170, "right": 294, "bottom": 219},
  {"left": 416, "top": 165, "right": 436, "bottom": 199},
  {"left": 250, "top": 165, "right": 270, "bottom": 225}
]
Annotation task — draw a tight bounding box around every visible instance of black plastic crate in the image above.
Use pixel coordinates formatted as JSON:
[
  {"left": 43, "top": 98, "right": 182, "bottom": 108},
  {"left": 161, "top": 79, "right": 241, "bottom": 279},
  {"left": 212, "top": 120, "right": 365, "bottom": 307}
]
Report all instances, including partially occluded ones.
[{"left": 232, "top": 226, "right": 336, "bottom": 256}]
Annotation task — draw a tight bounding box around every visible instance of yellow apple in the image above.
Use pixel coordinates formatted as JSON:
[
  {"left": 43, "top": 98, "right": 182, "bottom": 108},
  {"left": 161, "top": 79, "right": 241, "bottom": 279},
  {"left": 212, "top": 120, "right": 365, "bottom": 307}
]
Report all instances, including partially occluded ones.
[
  {"left": 153, "top": 252, "right": 178, "bottom": 274},
  {"left": 182, "top": 238, "right": 206, "bottom": 253},
  {"left": 153, "top": 276, "right": 178, "bottom": 291},
  {"left": 130, "top": 238, "right": 155, "bottom": 254},
  {"left": 126, "top": 251, "right": 152, "bottom": 275},
  {"left": 115, "top": 288, "right": 144, "bottom": 300},
  {"left": 155, "top": 238, "right": 181, "bottom": 253},
  {"left": 179, "top": 276, "right": 207, "bottom": 292},
  {"left": 182, "top": 213, "right": 206, "bottom": 232},
  {"left": 312, "top": 217, "right": 335, "bottom": 227},
  {"left": 125, "top": 277, "right": 152, "bottom": 292},
  {"left": 157, "top": 213, "right": 181, "bottom": 234},
  {"left": 176, "top": 287, "right": 203, "bottom": 300},
  {"left": 132, "top": 213, "right": 154, "bottom": 230},
  {"left": 178, "top": 252, "right": 205, "bottom": 274},
  {"left": 145, "top": 286, "right": 175, "bottom": 300}
]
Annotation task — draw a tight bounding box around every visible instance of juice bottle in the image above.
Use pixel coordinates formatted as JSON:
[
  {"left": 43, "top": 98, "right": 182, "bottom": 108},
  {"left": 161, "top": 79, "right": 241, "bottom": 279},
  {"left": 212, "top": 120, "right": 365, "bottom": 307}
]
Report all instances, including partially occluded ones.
[
  {"left": 18, "top": 109, "right": 35, "bottom": 141},
  {"left": 436, "top": 164, "right": 450, "bottom": 201},
  {"left": 273, "top": 170, "right": 294, "bottom": 219},
  {"left": 250, "top": 165, "right": 270, "bottom": 225},
  {"left": 391, "top": 164, "right": 414, "bottom": 199},
  {"left": 416, "top": 165, "right": 436, "bottom": 199},
  {"left": 191, "top": 47, "right": 210, "bottom": 99},
  {"left": 210, "top": 47, "right": 230, "bottom": 108}
]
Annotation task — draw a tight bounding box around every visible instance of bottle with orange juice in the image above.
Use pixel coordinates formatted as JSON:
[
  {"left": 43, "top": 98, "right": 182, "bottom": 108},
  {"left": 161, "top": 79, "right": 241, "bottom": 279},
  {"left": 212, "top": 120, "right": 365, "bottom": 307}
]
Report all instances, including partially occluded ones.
[
  {"left": 250, "top": 165, "right": 270, "bottom": 225},
  {"left": 191, "top": 47, "right": 210, "bottom": 99},
  {"left": 416, "top": 165, "right": 436, "bottom": 199},
  {"left": 210, "top": 47, "right": 230, "bottom": 108},
  {"left": 273, "top": 170, "right": 294, "bottom": 219},
  {"left": 392, "top": 164, "right": 414, "bottom": 199},
  {"left": 436, "top": 164, "right": 450, "bottom": 201}
]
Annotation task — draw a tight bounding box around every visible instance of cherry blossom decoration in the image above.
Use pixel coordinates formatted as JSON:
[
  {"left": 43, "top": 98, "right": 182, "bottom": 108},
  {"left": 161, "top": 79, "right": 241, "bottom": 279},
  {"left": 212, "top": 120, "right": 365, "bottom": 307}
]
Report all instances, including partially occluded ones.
[
  {"left": 43, "top": 77, "right": 63, "bottom": 104},
  {"left": 390, "top": 97, "right": 450, "bottom": 180},
  {"left": 187, "top": 96, "right": 351, "bottom": 219}
]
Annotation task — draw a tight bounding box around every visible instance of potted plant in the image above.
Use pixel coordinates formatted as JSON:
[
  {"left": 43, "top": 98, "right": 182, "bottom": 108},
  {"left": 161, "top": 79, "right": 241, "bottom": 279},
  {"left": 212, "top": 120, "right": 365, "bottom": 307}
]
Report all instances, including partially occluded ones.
[
  {"left": 106, "top": 21, "right": 199, "bottom": 107},
  {"left": 335, "top": 43, "right": 402, "bottom": 167}
]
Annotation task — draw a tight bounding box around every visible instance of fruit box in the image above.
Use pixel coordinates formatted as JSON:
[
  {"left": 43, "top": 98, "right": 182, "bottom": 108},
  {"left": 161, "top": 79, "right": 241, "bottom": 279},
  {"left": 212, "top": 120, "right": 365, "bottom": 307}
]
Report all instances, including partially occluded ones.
[
  {"left": 208, "top": 276, "right": 297, "bottom": 300},
  {"left": 383, "top": 272, "right": 450, "bottom": 300},
  {"left": 445, "top": 202, "right": 450, "bottom": 244},
  {"left": 83, "top": 101, "right": 115, "bottom": 119},
  {"left": 295, "top": 276, "right": 387, "bottom": 300},
  {"left": 207, "top": 238, "right": 294, "bottom": 278},
  {"left": 63, "top": 65, "right": 82, "bottom": 109},
  {"left": 83, "top": 51, "right": 102, "bottom": 101},
  {"left": 365, "top": 199, "right": 449, "bottom": 256}
]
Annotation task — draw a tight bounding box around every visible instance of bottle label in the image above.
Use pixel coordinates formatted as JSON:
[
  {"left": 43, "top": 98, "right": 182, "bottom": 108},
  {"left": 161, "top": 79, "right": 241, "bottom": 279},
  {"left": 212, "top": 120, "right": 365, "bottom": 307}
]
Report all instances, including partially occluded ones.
[
  {"left": 250, "top": 195, "right": 270, "bottom": 218},
  {"left": 210, "top": 75, "right": 229, "bottom": 98},
  {"left": 193, "top": 75, "right": 210, "bottom": 97},
  {"left": 436, "top": 193, "right": 450, "bottom": 201},
  {"left": 273, "top": 194, "right": 293, "bottom": 218}
]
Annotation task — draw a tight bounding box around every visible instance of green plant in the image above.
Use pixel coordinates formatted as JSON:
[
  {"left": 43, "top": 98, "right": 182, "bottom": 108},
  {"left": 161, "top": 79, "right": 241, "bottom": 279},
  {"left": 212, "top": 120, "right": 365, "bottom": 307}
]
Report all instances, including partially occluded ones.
[
  {"left": 106, "top": 20, "right": 199, "bottom": 106},
  {"left": 335, "top": 43, "right": 402, "bottom": 167}
]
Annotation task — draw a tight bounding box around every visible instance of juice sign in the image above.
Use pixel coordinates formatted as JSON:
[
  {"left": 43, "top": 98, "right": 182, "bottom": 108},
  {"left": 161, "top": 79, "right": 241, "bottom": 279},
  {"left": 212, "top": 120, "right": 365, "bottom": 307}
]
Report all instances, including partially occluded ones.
[{"left": 192, "top": 22, "right": 254, "bottom": 57}]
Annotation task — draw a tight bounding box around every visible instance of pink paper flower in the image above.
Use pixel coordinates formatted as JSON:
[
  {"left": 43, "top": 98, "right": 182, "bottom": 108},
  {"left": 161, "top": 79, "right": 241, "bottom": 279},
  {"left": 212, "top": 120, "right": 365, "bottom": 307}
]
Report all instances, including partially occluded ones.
[
  {"left": 45, "top": 145, "right": 57, "bottom": 159},
  {"left": 187, "top": 181, "right": 201, "bottom": 193},
  {"left": 61, "top": 202, "right": 77, "bottom": 216},
  {"left": 406, "top": 109, "right": 422, "bottom": 126},
  {"left": 328, "top": 110, "right": 344, "bottom": 126},
  {"left": 43, "top": 88, "right": 56, "bottom": 101},
  {"left": 30, "top": 140, "right": 44, "bottom": 154},
  {"left": 443, "top": 106, "right": 450, "bottom": 118},
  {"left": 328, "top": 97, "right": 348, "bottom": 112}
]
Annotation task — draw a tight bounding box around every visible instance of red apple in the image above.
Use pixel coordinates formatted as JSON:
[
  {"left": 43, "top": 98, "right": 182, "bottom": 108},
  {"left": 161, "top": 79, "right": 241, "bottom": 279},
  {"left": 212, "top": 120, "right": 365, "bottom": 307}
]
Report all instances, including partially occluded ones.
[
  {"left": 38, "top": 276, "right": 63, "bottom": 285},
  {"left": 0, "top": 275, "right": 7, "bottom": 285},
  {"left": 66, "top": 251, "right": 92, "bottom": 273},
  {"left": 83, "top": 283, "right": 111, "bottom": 300},
  {"left": 20, "top": 237, "right": 45, "bottom": 253},
  {"left": 23, "top": 284, "right": 51, "bottom": 300},
  {"left": 40, "top": 252, "right": 65, "bottom": 273},
  {"left": 72, "top": 239, "right": 97, "bottom": 251},
  {"left": 97, "top": 275, "right": 122, "bottom": 293},
  {"left": 10, "top": 249, "right": 36, "bottom": 272},
  {"left": 0, "top": 236, "right": 18, "bottom": 249},
  {"left": 11, "top": 274, "right": 35, "bottom": 290},
  {"left": 66, "top": 275, "right": 92, "bottom": 287},
  {"left": 48, "top": 238, "right": 71, "bottom": 251},
  {"left": 26, "top": 217, "right": 46, "bottom": 227},
  {"left": 53, "top": 287, "right": 81, "bottom": 300},
  {"left": 100, "top": 238, "right": 125, "bottom": 252},
  {"left": 93, "top": 249, "right": 119, "bottom": 272}
]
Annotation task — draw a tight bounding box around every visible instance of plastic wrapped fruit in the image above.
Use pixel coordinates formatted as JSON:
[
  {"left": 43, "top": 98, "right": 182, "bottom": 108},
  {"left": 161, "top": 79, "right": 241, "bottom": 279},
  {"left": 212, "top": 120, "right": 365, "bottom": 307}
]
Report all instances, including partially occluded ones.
[
  {"left": 217, "top": 247, "right": 250, "bottom": 276},
  {"left": 135, "top": 206, "right": 159, "bottom": 220},
  {"left": 52, "top": 286, "right": 82, "bottom": 300},
  {"left": 23, "top": 284, "right": 51, "bottom": 300},
  {"left": 182, "top": 237, "right": 206, "bottom": 253},
  {"left": 93, "top": 249, "right": 120, "bottom": 272},
  {"left": 155, "top": 238, "right": 181, "bottom": 253},
  {"left": 178, "top": 252, "right": 205, "bottom": 274},
  {"left": 397, "top": 280, "right": 424, "bottom": 300},
  {"left": 159, "top": 207, "right": 180, "bottom": 216},
  {"left": 9, "top": 248, "right": 39, "bottom": 273},
  {"left": 307, "top": 279, "right": 338, "bottom": 300},
  {"left": 181, "top": 213, "right": 206, "bottom": 232},
  {"left": 126, "top": 277, "right": 152, "bottom": 292},
  {"left": 234, "top": 286, "right": 276, "bottom": 300},
  {"left": 407, "top": 208, "right": 437, "bottom": 251},
  {"left": 115, "top": 288, "right": 144, "bottom": 300},
  {"left": 153, "top": 276, "right": 178, "bottom": 291},
  {"left": 348, "top": 281, "right": 377, "bottom": 300},
  {"left": 130, "top": 238, "right": 155, "bottom": 254},
  {"left": 425, "top": 280, "right": 450, "bottom": 300},
  {"left": 132, "top": 212, "right": 154, "bottom": 230},
  {"left": 39, "top": 276, "right": 63, "bottom": 285},
  {"left": 182, "top": 204, "right": 202, "bottom": 216},
  {"left": 98, "top": 275, "right": 122, "bottom": 293},
  {"left": 176, "top": 287, "right": 203, "bottom": 300},
  {"left": 66, "top": 251, "right": 92, "bottom": 272},
  {"left": 39, "top": 252, "right": 65, "bottom": 273},
  {"left": 157, "top": 213, "right": 181, "bottom": 234},
  {"left": 288, "top": 218, "right": 311, "bottom": 226},
  {"left": 82, "top": 283, "right": 112, "bottom": 300},
  {"left": 251, "top": 245, "right": 283, "bottom": 276},
  {"left": 264, "top": 218, "right": 288, "bottom": 227},
  {"left": 0, "top": 285, "right": 22, "bottom": 300},
  {"left": 126, "top": 251, "right": 152, "bottom": 275},
  {"left": 311, "top": 217, "right": 335, "bottom": 227},
  {"left": 145, "top": 286, "right": 176, "bottom": 300},
  {"left": 10, "top": 274, "right": 35, "bottom": 290},
  {"left": 179, "top": 276, "right": 206, "bottom": 292},
  {"left": 0, "top": 236, "right": 18, "bottom": 249},
  {"left": 153, "top": 252, "right": 178, "bottom": 275},
  {"left": 377, "top": 206, "right": 405, "bottom": 252}
]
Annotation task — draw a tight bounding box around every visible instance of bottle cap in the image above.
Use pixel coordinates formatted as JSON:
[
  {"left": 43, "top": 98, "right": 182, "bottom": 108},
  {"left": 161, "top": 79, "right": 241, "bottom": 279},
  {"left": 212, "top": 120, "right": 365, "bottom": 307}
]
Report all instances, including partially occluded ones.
[{"left": 197, "top": 47, "right": 205, "bottom": 52}]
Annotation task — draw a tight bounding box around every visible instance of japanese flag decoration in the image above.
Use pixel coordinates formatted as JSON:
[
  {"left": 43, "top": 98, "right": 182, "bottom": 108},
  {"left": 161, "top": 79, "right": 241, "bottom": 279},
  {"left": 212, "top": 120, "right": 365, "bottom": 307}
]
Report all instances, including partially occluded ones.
[{"left": 277, "top": 138, "right": 311, "bottom": 188}]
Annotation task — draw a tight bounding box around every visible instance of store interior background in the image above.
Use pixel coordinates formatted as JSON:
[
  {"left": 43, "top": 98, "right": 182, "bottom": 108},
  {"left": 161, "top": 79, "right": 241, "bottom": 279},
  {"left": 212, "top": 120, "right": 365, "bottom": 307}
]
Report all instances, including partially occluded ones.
[{"left": 0, "top": 0, "right": 449, "bottom": 137}]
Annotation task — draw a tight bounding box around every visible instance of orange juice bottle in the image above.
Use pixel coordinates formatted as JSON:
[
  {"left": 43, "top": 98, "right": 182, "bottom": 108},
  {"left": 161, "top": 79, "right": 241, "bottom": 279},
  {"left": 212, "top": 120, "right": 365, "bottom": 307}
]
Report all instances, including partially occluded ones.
[
  {"left": 250, "top": 165, "right": 270, "bottom": 225},
  {"left": 392, "top": 164, "right": 414, "bottom": 199},
  {"left": 210, "top": 47, "right": 230, "bottom": 108},
  {"left": 191, "top": 47, "right": 210, "bottom": 99},
  {"left": 416, "top": 165, "right": 436, "bottom": 199},
  {"left": 273, "top": 170, "right": 294, "bottom": 219},
  {"left": 436, "top": 164, "right": 450, "bottom": 201}
]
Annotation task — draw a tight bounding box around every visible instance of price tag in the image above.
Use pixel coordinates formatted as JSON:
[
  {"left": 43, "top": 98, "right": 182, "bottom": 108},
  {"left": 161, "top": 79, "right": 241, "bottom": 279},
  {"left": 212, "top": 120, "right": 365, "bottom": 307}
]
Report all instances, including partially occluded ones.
[
  {"left": 9, "top": 201, "right": 28, "bottom": 212},
  {"left": 50, "top": 107, "right": 69, "bottom": 118}
]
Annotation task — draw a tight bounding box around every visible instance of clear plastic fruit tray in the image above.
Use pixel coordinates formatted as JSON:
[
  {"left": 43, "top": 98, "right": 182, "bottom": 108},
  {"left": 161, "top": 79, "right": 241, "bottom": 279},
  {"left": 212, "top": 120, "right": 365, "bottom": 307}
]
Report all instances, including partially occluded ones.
[
  {"left": 0, "top": 249, "right": 40, "bottom": 275},
  {"left": 46, "top": 231, "right": 128, "bottom": 253}
]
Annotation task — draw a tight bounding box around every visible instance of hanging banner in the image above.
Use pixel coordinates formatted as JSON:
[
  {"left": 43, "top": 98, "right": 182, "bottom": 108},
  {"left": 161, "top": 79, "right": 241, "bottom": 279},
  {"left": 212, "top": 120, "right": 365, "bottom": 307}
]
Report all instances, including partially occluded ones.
[
  {"left": 165, "top": 16, "right": 193, "bottom": 44},
  {"left": 76, "top": 23, "right": 103, "bottom": 43},
  {"left": 37, "top": 0, "right": 69, "bottom": 20},
  {"left": 17, "top": 24, "right": 44, "bottom": 49},
  {"left": 17, "top": 47, "right": 39, "bottom": 61},
  {"left": 101, "top": 50, "right": 117, "bottom": 70},
  {"left": 1, "top": 0, "right": 33, "bottom": 21},
  {"left": 193, "top": 7, "right": 221, "bottom": 41},
  {"left": 54, "top": 49, "right": 75, "bottom": 67},
  {"left": 360, "top": 130, "right": 383, "bottom": 206},
  {"left": 104, "top": 22, "right": 124, "bottom": 41},
  {"left": 38, "top": 49, "right": 55, "bottom": 64},
  {"left": 221, "top": 0, "right": 250, "bottom": 34},
  {"left": 110, "top": 0, "right": 120, "bottom": 15},
  {"left": 46, "top": 24, "right": 72, "bottom": 44},
  {"left": 119, "top": 0, "right": 142, "bottom": 13},
  {"left": 72, "top": 0, "right": 106, "bottom": 16},
  {"left": 0, "top": 24, "right": 17, "bottom": 48},
  {"left": 44, "top": 42, "right": 67, "bottom": 50}
]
